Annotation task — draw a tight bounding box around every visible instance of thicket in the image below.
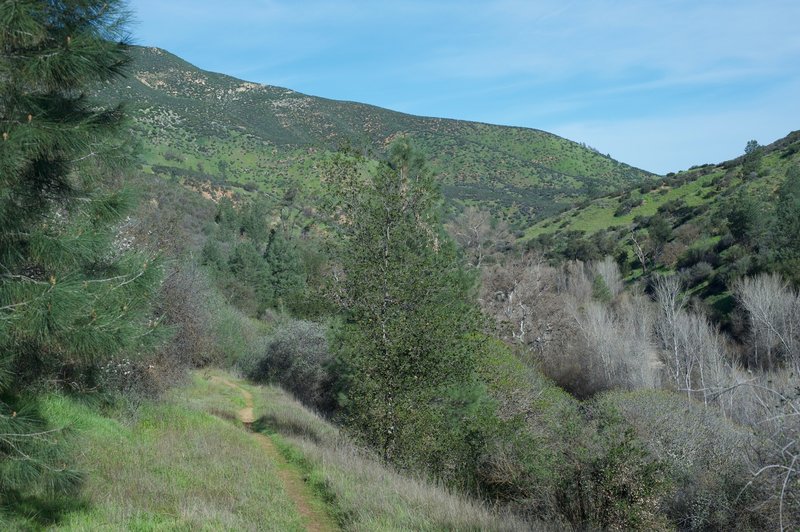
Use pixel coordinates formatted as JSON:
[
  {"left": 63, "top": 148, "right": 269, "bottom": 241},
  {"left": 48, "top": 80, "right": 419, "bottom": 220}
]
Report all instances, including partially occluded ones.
[
  {"left": 245, "top": 319, "right": 334, "bottom": 413},
  {"left": 481, "top": 251, "right": 799, "bottom": 528}
]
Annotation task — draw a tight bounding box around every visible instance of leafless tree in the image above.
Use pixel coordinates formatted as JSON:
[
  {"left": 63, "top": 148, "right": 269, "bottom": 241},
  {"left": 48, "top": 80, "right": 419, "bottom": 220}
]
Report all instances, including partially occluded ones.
[
  {"left": 653, "top": 274, "right": 744, "bottom": 408},
  {"left": 719, "top": 373, "right": 800, "bottom": 531},
  {"left": 735, "top": 273, "right": 800, "bottom": 371},
  {"left": 447, "top": 206, "right": 513, "bottom": 269},
  {"left": 571, "top": 293, "right": 659, "bottom": 390},
  {"left": 630, "top": 231, "right": 650, "bottom": 273},
  {"left": 480, "top": 253, "right": 561, "bottom": 349},
  {"left": 592, "top": 256, "right": 624, "bottom": 299}
]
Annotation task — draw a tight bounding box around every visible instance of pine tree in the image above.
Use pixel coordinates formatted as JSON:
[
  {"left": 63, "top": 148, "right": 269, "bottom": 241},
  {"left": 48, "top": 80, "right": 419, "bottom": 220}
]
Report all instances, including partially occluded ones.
[
  {"left": 326, "top": 139, "right": 487, "bottom": 483},
  {"left": 0, "top": 0, "right": 160, "bottom": 514},
  {"left": 771, "top": 165, "right": 800, "bottom": 283},
  {"left": 263, "top": 227, "right": 305, "bottom": 311}
]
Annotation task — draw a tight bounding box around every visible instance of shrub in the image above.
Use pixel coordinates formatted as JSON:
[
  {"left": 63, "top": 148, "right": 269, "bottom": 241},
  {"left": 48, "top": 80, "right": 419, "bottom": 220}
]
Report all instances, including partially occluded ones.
[
  {"left": 595, "top": 390, "right": 763, "bottom": 530},
  {"left": 248, "top": 320, "right": 334, "bottom": 412},
  {"left": 615, "top": 195, "right": 644, "bottom": 217},
  {"left": 157, "top": 266, "right": 217, "bottom": 368},
  {"left": 578, "top": 403, "right": 671, "bottom": 531},
  {"left": 682, "top": 261, "right": 713, "bottom": 287},
  {"left": 473, "top": 339, "right": 588, "bottom": 520}
]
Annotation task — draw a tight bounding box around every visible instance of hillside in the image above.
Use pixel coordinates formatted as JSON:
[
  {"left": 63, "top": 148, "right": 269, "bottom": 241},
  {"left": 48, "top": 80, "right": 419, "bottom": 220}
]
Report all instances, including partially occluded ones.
[
  {"left": 15, "top": 371, "right": 526, "bottom": 530},
  {"left": 524, "top": 130, "right": 800, "bottom": 318},
  {"left": 95, "top": 46, "right": 653, "bottom": 224}
]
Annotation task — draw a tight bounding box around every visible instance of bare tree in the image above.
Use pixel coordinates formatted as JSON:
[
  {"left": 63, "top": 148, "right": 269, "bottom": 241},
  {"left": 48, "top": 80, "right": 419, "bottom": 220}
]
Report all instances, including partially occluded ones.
[
  {"left": 480, "top": 254, "right": 561, "bottom": 349},
  {"left": 721, "top": 374, "right": 800, "bottom": 531},
  {"left": 571, "top": 293, "right": 659, "bottom": 390},
  {"left": 630, "top": 231, "right": 650, "bottom": 273},
  {"left": 592, "top": 256, "right": 624, "bottom": 299},
  {"left": 653, "top": 274, "right": 743, "bottom": 407},
  {"left": 654, "top": 275, "right": 688, "bottom": 394},
  {"left": 447, "top": 206, "right": 513, "bottom": 269},
  {"left": 735, "top": 273, "right": 800, "bottom": 371}
]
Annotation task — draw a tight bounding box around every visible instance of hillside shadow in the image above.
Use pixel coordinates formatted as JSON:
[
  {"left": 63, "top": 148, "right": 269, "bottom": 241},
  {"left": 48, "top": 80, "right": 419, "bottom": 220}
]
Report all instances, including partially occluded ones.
[
  {"left": 251, "top": 414, "right": 324, "bottom": 445},
  {"left": 2, "top": 489, "right": 90, "bottom": 528}
]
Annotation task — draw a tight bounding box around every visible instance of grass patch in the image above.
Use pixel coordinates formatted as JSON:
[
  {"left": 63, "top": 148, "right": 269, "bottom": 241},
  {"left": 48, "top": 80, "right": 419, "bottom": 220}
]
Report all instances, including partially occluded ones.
[
  {"left": 41, "top": 384, "right": 306, "bottom": 530},
  {"left": 248, "top": 382, "right": 534, "bottom": 531},
  {"left": 32, "top": 370, "right": 541, "bottom": 530}
]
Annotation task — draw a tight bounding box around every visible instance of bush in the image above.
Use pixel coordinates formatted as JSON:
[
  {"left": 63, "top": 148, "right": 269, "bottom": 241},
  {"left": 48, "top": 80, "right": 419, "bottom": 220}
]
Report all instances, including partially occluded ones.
[
  {"left": 157, "top": 266, "right": 217, "bottom": 368},
  {"left": 473, "top": 339, "right": 588, "bottom": 520},
  {"left": 595, "top": 390, "right": 762, "bottom": 530},
  {"left": 474, "top": 339, "right": 672, "bottom": 529},
  {"left": 248, "top": 320, "right": 334, "bottom": 412},
  {"left": 682, "top": 261, "right": 713, "bottom": 287},
  {"left": 615, "top": 195, "right": 644, "bottom": 217},
  {"left": 94, "top": 356, "right": 166, "bottom": 409},
  {"left": 678, "top": 245, "right": 719, "bottom": 270}
]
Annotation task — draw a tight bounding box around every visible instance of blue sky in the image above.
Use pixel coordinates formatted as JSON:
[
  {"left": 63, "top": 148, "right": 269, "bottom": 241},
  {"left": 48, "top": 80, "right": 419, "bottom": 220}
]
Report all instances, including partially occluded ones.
[{"left": 130, "top": 0, "right": 800, "bottom": 174}]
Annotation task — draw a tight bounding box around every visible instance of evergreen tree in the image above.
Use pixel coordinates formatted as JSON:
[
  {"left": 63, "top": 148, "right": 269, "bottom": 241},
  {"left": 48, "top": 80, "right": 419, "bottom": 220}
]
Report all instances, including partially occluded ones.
[
  {"left": 771, "top": 166, "right": 800, "bottom": 283},
  {"left": 326, "top": 139, "right": 488, "bottom": 485},
  {"left": 226, "top": 241, "right": 270, "bottom": 315},
  {"left": 742, "top": 139, "right": 763, "bottom": 177},
  {"left": 0, "top": 0, "right": 160, "bottom": 514},
  {"left": 726, "top": 189, "right": 764, "bottom": 248},
  {"left": 263, "top": 227, "right": 304, "bottom": 311}
]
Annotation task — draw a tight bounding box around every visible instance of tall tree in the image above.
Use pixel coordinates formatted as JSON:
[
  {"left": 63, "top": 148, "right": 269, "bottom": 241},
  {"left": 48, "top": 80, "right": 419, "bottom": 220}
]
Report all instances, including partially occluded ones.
[
  {"left": 263, "top": 227, "right": 305, "bottom": 311},
  {"left": 742, "top": 139, "right": 763, "bottom": 177},
  {"left": 0, "top": 0, "right": 160, "bottom": 514},
  {"left": 326, "top": 139, "right": 487, "bottom": 484},
  {"left": 771, "top": 166, "right": 800, "bottom": 283}
]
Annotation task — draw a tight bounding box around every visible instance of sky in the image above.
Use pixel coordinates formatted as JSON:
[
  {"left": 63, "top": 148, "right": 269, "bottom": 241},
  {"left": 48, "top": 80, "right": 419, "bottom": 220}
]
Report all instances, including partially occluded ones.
[{"left": 130, "top": 0, "right": 800, "bottom": 175}]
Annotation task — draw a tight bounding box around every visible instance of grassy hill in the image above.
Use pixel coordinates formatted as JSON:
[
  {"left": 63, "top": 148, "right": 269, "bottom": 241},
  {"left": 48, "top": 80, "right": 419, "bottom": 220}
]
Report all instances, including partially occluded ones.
[
  {"left": 525, "top": 130, "right": 800, "bottom": 319},
  {"left": 17, "top": 371, "right": 527, "bottom": 530},
  {"left": 96, "top": 46, "right": 653, "bottom": 225}
]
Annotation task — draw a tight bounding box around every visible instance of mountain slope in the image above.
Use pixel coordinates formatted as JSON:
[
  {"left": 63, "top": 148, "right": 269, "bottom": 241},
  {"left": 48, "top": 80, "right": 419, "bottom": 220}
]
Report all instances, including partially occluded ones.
[
  {"left": 96, "top": 46, "right": 653, "bottom": 224},
  {"left": 524, "top": 130, "right": 800, "bottom": 319}
]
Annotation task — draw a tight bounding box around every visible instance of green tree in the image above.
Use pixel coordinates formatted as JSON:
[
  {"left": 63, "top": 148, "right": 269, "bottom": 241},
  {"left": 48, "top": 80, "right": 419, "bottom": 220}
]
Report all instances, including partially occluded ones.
[
  {"left": 326, "top": 139, "right": 488, "bottom": 485},
  {"left": 770, "top": 166, "right": 800, "bottom": 282},
  {"left": 0, "top": 0, "right": 160, "bottom": 516},
  {"left": 213, "top": 196, "right": 238, "bottom": 234},
  {"left": 263, "top": 228, "right": 305, "bottom": 311},
  {"left": 648, "top": 215, "right": 672, "bottom": 245},
  {"left": 226, "top": 241, "right": 270, "bottom": 315},
  {"left": 726, "top": 189, "right": 765, "bottom": 248},
  {"left": 742, "top": 140, "right": 763, "bottom": 177}
]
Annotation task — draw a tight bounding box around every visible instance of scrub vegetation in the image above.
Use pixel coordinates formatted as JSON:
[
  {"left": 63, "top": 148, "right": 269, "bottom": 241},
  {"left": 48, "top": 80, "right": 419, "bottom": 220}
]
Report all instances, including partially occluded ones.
[{"left": 2, "top": 1, "right": 799, "bottom": 530}]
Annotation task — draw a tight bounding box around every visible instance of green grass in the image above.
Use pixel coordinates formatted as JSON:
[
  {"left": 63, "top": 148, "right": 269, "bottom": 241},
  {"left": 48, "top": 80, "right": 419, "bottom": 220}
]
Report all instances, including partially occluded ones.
[
  {"left": 24, "top": 371, "right": 535, "bottom": 530},
  {"left": 525, "top": 170, "right": 721, "bottom": 238},
  {"left": 244, "top": 381, "right": 534, "bottom": 531},
  {"left": 39, "top": 385, "right": 307, "bottom": 530},
  {"left": 525, "top": 133, "right": 800, "bottom": 241}
]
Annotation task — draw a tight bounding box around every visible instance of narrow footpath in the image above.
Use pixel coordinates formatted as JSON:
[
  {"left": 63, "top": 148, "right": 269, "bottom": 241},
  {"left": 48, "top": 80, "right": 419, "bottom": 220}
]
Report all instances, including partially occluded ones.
[{"left": 209, "top": 376, "right": 337, "bottom": 532}]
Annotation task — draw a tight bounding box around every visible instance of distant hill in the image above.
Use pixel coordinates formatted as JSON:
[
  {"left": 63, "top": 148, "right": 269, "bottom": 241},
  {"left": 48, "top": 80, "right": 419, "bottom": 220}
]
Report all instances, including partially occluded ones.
[{"left": 96, "top": 46, "right": 653, "bottom": 225}]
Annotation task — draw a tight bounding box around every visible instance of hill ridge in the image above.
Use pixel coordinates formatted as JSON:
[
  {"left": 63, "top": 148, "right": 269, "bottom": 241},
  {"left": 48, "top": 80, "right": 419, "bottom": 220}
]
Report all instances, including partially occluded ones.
[{"left": 97, "top": 45, "right": 654, "bottom": 224}]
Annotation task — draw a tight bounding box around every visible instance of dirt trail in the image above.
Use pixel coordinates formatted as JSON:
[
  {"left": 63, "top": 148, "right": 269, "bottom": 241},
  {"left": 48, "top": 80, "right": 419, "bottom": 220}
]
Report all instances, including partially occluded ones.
[{"left": 209, "top": 376, "right": 336, "bottom": 532}]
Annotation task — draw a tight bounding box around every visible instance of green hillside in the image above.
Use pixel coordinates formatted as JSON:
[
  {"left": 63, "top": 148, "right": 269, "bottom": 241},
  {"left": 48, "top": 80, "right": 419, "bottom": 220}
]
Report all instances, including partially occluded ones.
[
  {"left": 17, "top": 371, "right": 523, "bottom": 531},
  {"left": 525, "top": 130, "right": 800, "bottom": 318},
  {"left": 96, "top": 46, "right": 653, "bottom": 225}
]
